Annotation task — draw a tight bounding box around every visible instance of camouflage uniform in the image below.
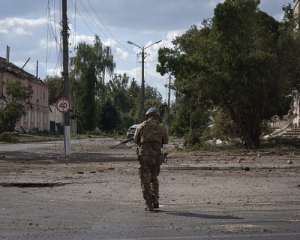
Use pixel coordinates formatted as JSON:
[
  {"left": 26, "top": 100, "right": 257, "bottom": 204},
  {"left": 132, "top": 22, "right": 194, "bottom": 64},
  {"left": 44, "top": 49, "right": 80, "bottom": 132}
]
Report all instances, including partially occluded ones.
[{"left": 133, "top": 115, "right": 168, "bottom": 211}]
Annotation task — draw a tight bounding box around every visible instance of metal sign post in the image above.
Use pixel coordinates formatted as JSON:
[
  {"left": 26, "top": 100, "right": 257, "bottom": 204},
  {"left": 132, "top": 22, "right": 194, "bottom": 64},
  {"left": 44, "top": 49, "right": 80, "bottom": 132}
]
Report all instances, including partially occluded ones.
[{"left": 56, "top": 98, "right": 71, "bottom": 155}]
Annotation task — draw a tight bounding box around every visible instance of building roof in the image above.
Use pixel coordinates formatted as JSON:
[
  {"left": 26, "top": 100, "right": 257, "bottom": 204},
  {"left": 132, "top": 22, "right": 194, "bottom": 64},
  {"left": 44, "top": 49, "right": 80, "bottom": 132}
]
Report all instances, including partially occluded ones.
[{"left": 0, "top": 56, "right": 45, "bottom": 85}]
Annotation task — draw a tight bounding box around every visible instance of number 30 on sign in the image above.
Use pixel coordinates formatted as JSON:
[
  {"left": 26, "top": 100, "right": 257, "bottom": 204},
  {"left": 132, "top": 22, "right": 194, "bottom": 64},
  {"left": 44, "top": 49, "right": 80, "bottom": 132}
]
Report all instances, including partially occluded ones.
[{"left": 56, "top": 98, "right": 71, "bottom": 113}]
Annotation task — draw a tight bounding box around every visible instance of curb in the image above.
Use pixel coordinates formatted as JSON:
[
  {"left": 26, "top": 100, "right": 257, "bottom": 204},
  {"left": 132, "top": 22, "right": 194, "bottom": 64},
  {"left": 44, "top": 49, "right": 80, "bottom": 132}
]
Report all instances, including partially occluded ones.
[{"left": 162, "top": 165, "right": 300, "bottom": 171}]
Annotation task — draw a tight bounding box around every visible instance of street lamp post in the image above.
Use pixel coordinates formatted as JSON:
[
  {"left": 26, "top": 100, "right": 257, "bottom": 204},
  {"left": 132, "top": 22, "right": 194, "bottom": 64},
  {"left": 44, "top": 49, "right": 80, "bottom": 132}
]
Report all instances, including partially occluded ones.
[{"left": 127, "top": 40, "right": 162, "bottom": 122}]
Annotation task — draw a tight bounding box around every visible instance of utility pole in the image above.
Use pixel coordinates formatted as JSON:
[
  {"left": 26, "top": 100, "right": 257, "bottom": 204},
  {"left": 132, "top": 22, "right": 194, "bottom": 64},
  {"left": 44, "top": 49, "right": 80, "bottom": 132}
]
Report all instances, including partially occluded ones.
[
  {"left": 141, "top": 48, "right": 145, "bottom": 122},
  {"left": 167, "top": 75, "right": 172, "bottom": 135},
  {"left": 62, "top": 0, "right": 70, "bottom": 156},
  {"left": 6, "top": 46, "right": 10, "bottom": 62},
  {"left": 36, "top": 60, "right": 38, "bottom": 78},
  {"left": 127, "top": 40, "right": 162, "bottom": 122}
]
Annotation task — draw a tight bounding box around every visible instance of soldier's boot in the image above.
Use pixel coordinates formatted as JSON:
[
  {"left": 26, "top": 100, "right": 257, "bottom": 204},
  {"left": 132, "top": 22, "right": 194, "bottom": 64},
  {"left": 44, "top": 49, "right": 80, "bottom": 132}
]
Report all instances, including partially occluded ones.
[
  {"left": 142, "top": 183, "right": 153, "bottom": 211},
  {"left": 152, "top": 182, "right": 159, "bottom": 208},
  {"left": 144, "top": 201, "right": 153, "bottom": 211}
]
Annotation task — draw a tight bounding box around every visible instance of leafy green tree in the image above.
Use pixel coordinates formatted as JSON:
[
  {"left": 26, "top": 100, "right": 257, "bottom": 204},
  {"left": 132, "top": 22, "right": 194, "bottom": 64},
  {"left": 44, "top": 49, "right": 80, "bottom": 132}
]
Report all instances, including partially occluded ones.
[
  {"left": 99, "top": 99, "right": 120, "bottom": 133},
  {"left": 77, "top": 64, "right": 97, "bottom": 132},
  {"left": 209, "top": 107, "right": 241, "bottom": 141},
  {"left": 145, "top": 85, "right": 163, "bottom": 102},
  {"left": 170, "top": 103, "right": 189, "bottom": 138},
  {"left": 70, "top": 35, "right": 116, "bottom": 132},
  {"left": 144, "top": 85, "right": 168, "bottom": 123},
  {"left": 0, "top": 80, "right": 33, "bottom": 133},
  {"left": 94, "top": 35, "right": 115, "bottom": 82},
  {"left": 157, "top": 25, "right": 213, "bottom": 144},
  {"left": 105, "top": 74, "right": 146, "bottom": 132},
  {"left": 107, "top": 73, "right": 130, "bottom": 112},
  {"left": 157, "top": 0, "right": 300, "bottom": 148},
  {"left": 44, "top": 76, "right": 63, "bottom": 104},
  {"left": 208, "top": 0, "right": 300, "bottom": 148},
  {"left": 127, "top": 79, "right": 141, "bottom": 123},
  {"left": 94, "top": 35, "right": 115, "bottom": 102},
  {"left": 70, "top": 42, "right": 97, "bottom": 132}
]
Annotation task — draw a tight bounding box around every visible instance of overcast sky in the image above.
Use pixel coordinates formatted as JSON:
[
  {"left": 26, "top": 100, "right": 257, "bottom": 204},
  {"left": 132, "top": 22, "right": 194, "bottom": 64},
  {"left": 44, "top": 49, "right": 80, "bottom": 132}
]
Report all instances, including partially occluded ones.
[{"left": 0, "top": 0, "right": 294, "bottom": 101}]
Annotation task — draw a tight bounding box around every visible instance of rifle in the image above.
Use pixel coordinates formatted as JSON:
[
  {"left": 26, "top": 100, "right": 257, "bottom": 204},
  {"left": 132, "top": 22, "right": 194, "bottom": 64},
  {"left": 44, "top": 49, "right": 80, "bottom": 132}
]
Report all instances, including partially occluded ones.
[
  {"left": 110, "top": 137, "right": 134, "bottom": 148},
  {"left": 161, "top": 152, "right": 169, "bottom": 163}
]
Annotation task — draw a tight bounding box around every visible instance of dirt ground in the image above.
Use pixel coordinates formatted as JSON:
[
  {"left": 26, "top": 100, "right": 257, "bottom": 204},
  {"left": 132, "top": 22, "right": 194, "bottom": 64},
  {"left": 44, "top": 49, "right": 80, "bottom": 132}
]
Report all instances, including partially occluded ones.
[
  {"left": 0, "top": 137, "right": 300, "bottom": 195},
  {"left": 0, "top": 138, "right": 300, "bottom": 239}
]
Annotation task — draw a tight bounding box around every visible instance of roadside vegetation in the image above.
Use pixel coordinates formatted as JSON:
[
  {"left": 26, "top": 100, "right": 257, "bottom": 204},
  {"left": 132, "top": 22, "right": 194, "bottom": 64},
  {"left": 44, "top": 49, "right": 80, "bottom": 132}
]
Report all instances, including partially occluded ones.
[
  {"left": 156, "top": 1, "right": 300, "bottom": 149},
  {"left": 1, "top": 0, "right": 300, "bottom": 150},
  {"left": 0, "top": 132, "right": 18, "bottom": 143}
]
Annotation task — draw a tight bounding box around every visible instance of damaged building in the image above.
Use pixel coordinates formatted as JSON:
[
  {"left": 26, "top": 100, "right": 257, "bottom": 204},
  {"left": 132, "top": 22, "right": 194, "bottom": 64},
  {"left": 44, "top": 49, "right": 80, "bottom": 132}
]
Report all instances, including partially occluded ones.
[{"left": 0, "top": 56, "right": 50, "bottom": 132}]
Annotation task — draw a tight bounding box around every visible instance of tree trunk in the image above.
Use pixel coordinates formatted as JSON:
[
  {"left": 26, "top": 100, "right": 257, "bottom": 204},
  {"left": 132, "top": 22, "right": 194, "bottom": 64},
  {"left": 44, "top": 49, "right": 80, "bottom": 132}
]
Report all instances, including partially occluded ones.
[{"left": 234, "top": 105, "right": 258, "bottom": 149}]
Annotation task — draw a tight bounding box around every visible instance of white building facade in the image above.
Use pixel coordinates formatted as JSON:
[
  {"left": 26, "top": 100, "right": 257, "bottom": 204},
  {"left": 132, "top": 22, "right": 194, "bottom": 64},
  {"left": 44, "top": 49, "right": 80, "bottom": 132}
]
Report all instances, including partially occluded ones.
[{"left": 293, "top": 0, "right": 300, "bottom": 127}]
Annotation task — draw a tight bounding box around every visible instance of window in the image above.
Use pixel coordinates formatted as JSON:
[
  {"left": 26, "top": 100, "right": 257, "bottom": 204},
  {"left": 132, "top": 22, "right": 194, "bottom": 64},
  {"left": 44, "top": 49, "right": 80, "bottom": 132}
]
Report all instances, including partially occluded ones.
[
  {"left": 43, "top": 91, "right": 46, "bottom": 101},
  {"left": 36, "top": 89, "right": 39, "bottom": 98}
]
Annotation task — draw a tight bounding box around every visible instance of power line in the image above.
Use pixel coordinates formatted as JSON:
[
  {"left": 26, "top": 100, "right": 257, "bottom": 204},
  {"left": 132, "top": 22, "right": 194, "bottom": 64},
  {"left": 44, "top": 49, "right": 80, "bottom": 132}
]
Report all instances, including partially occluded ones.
[
  {"left": 46, "top": 0, "right": 63, "bottom": 77},
  {"left": 69, "top": 0, "right": 96, "bottom": 35},
  {"left": 72, "top": 0, "right": 77, "bottom": 58},
  {"left": 47, "top": 0, "right": 137, "bottom": 78},
  {"left": 69, "top": 0, "right": 135, "bottom": 64},
  {"left": 79, "top": 0, "right": 135, "bottom": 55},
  {"left": 85, "top": 0, "right": 135, "bottom": 54},
  {"left": 78, "top": 0, "right": 111, "bottom": 40},
  {"left": 46, "top": 0, "right": 51, "bottom": 66}
]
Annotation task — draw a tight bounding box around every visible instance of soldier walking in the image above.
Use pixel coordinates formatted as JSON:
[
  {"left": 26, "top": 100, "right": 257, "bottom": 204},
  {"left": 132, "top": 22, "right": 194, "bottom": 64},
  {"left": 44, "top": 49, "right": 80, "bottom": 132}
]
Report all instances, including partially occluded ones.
[{"left": 133, "top": 108, "right": 169, "bottom": 211}]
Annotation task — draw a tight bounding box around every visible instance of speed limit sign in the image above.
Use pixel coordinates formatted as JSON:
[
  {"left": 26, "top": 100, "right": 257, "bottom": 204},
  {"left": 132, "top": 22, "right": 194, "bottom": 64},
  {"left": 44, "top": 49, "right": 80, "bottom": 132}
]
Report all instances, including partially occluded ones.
[{"left": 56, "top": 98, "right": 71, "bottom": 113}]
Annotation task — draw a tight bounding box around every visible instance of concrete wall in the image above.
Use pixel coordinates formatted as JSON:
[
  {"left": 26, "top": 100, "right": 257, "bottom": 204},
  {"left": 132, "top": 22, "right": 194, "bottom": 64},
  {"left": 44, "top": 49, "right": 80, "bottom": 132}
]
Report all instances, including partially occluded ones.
[
  {"left": 292, "top": 90, "right": 300, "bottom": 127},
  {"left": 49, "top": 103, "right": 77, "bottom": 133}
]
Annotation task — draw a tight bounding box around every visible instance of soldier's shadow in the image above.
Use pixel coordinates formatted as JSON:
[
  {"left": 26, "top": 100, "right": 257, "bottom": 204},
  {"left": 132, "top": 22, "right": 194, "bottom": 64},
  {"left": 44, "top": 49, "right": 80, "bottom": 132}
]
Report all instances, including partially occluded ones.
[{"left": 155, "top": 210, "right": 243, "bottom": 220}]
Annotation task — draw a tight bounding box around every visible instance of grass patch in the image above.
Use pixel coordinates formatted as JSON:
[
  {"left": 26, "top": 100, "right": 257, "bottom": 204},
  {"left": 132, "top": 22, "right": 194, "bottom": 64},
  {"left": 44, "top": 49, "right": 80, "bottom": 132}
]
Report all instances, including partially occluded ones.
[
  {"left": 14, "top": 134, "right": 63, "bottom": 142},
  {"left": 0, "top": 132, "right": 18, "bottom": 143}
]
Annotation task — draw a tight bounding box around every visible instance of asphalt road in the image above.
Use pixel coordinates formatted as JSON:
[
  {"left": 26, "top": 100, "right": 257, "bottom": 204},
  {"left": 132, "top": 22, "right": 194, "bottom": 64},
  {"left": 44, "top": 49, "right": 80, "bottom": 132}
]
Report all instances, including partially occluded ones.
[{"left": 0, "top": 138, "right": 299, "bottom": 239}]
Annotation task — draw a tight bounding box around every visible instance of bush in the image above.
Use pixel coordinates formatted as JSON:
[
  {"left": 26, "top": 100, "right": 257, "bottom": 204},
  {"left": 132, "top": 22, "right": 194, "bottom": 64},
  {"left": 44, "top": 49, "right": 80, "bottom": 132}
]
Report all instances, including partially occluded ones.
[
  {"left": 91, "top": 127, "right": 102, "bottom": 136},
  {"left": 40, "top": 129, "right": 51, "bottom": 135},
  {"left": 184, "top": 130, "right": 202, "bottom": 145},
  {"left": 0, "top": 132, "right": 18, "bottom": 143}
]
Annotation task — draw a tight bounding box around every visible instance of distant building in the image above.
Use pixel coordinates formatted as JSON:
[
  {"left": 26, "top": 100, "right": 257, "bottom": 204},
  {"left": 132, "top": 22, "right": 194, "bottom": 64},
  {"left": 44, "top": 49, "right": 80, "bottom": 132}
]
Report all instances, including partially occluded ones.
[{"left": 0, "top": 57, "right": 50, "bottom": 132}]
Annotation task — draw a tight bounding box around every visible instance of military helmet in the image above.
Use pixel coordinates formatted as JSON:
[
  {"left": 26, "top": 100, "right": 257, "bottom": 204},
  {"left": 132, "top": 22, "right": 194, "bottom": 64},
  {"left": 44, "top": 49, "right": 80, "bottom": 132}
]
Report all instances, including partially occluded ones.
[{"left": 146, "top": 108, "right": 160, "bottom": 117}]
